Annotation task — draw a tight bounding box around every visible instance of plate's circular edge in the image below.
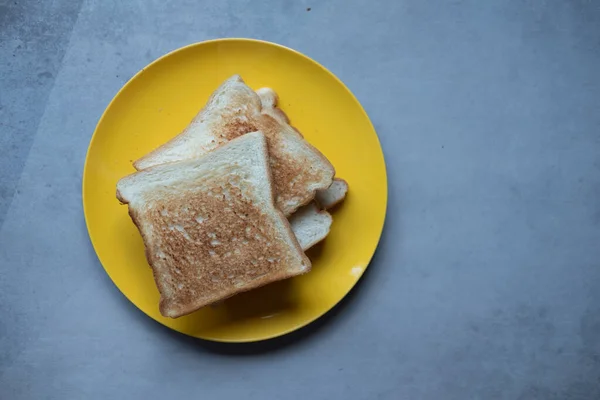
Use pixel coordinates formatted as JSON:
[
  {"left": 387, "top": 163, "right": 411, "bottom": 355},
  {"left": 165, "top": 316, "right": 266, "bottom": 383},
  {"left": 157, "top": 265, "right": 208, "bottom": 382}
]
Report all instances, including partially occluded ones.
[{"left": 82, "top": 38, "right": 389, "bottom": 343}]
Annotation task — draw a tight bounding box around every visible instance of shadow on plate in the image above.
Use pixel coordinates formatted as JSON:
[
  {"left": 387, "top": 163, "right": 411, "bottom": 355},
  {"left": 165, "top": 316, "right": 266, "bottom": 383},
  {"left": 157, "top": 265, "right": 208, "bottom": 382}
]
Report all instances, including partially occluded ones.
[{"left": 170, "top": 278, "right": 298, "bottom": 336}]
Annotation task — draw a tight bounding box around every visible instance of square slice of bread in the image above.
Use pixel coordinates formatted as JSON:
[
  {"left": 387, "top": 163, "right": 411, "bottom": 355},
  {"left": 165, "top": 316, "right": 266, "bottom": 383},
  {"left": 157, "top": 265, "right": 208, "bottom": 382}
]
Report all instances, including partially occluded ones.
[
  {"left": 133, "top": 75, "right": 335, "bottom": 217},
  {"left": 117, "top": 132, "right": 310, "bottom": 318}
]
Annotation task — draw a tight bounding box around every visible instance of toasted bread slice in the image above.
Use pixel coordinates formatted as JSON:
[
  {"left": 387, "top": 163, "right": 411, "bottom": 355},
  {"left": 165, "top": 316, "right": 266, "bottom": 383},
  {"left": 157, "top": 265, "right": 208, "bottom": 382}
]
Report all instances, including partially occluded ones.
[
  {"left": 256, "top": 88, "right": 349, "bottom": 210},
  {"left": 117, "top": 132, "right": 310, "bottom": 318},
  {"left": 134, "top": 75, "right": 335, "bottom": 216},
  {"left": 289, "top": 203, "right": 333, "bottom": 250},
  {"left": 316, "top": 178, "right": 349, "bottom": 209}
]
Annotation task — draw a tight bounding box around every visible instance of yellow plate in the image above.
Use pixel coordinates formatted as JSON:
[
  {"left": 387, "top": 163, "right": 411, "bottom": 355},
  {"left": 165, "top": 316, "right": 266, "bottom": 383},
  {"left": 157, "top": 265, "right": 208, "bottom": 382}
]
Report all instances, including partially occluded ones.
[{"left": 83, "top": 39, "right": 387, "bottom": 342}]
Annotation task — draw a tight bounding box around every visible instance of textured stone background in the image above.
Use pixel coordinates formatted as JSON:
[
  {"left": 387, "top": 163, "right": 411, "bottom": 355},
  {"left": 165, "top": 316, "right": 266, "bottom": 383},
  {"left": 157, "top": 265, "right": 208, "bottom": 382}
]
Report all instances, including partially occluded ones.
[{"left": 1, "top": 1, "right": 599, "bottom": 399}]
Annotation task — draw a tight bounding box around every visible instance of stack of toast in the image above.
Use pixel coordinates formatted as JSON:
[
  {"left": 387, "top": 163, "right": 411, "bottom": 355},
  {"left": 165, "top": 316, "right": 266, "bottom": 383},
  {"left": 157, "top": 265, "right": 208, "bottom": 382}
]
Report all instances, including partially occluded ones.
[{"left": 117, "top": 75, "right": 348, "bottom": 318}]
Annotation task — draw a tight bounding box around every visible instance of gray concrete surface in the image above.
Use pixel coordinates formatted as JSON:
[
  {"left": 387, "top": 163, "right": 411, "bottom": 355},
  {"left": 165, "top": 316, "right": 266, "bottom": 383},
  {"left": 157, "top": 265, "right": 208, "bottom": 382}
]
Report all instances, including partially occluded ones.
[
  {"left": 0, "top": 0, "right": 83, "bottom": 224},
  {"left": 1, "top": 0, "right": 599, "bottom": 399}
]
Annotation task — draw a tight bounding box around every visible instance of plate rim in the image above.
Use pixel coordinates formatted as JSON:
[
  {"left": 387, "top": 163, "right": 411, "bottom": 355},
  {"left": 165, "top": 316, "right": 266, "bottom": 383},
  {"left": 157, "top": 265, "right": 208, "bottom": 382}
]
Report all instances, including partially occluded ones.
[{"left": 82, "top": 37, "right": 388, "bottom": 343}]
